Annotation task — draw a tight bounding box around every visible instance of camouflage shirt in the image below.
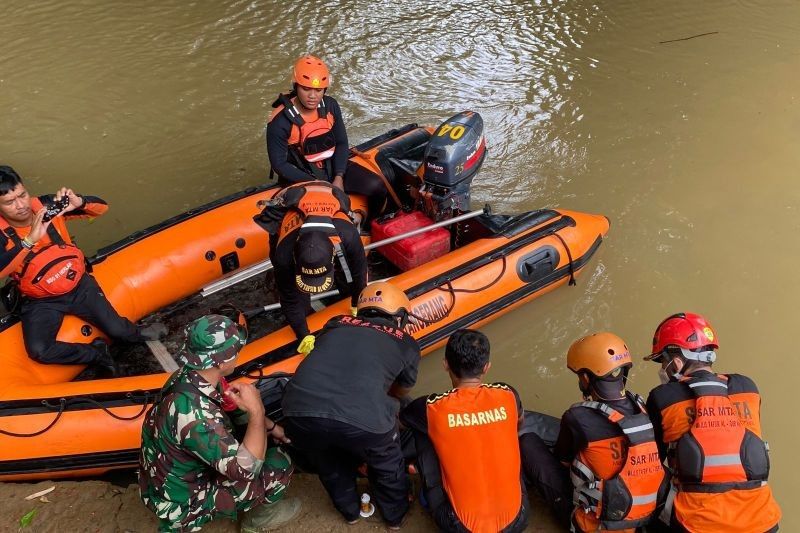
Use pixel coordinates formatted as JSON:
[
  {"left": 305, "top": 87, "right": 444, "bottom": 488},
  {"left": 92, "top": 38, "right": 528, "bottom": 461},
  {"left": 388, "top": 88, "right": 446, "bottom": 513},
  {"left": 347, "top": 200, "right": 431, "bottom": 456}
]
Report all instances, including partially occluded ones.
[{"left": 138, "top": 368, "right": 262, "bottom": 528}]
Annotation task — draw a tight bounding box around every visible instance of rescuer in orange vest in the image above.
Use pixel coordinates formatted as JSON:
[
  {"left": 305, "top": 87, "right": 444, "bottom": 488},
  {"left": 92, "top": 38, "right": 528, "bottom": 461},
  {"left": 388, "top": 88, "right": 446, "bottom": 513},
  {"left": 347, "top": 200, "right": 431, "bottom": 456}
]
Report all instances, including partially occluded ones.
[
  {"left": 253, "top": 180, "right": 367, "bottom": 356},
  {"left": 0, "top": 165, "right": 166, "bottom": 376},
  {"left": 520, "top": 332, "right": 667, "bottom": 532},
  {"left": 644, "top": 312, "right": 781, "bottom": 532},
  {"left": 266, "top": 54, "right": 391, "bottom": 218},
  {"left": 400, "top": 329, "right": 529, "bottom": 533}
]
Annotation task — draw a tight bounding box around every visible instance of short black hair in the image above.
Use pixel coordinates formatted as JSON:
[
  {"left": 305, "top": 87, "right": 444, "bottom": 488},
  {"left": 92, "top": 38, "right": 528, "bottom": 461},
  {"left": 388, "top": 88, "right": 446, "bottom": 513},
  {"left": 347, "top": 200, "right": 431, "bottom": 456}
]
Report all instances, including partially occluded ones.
[
  {"left": 445, "top": 329, "right": 490, "bottom": 379},
  {"left": 0, "top": 166, "right": 22, "bottom": 196}
]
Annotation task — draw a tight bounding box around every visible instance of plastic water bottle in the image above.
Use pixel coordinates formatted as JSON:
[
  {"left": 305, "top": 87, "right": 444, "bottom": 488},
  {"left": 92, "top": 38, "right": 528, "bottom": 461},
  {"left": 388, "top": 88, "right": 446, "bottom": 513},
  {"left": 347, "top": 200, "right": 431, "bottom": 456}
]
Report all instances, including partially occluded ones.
[{"left": 359, "top": 493, "right": 375, "bottom": 518}]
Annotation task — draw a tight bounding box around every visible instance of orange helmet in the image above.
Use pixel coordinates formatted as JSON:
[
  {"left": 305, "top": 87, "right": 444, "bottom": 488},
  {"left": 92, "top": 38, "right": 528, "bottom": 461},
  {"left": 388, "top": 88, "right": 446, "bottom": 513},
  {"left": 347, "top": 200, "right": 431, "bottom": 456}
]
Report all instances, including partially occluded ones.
[
  {"left": 357, "top": 281, "right": 410, "bottom": 317},
  {"left": 293, "top": 55, "right": 330, "bottom": 89},
  {"left": 567, "top": 332, "right": 632, "bottom": 378}
]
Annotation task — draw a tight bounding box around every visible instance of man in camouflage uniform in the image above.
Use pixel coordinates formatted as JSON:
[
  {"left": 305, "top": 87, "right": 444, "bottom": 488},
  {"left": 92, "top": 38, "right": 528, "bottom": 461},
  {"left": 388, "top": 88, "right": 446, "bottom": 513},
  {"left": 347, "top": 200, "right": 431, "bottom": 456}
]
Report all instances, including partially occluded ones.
[{"left": 138, "top": 314, "right": 299, "bottom": 532}]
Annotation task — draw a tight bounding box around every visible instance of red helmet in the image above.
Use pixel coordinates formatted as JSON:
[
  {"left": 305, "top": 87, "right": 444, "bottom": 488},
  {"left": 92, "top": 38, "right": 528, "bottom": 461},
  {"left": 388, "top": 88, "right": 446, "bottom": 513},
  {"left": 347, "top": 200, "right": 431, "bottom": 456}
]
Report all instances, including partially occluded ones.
[
  {"left": 645, "top": 312, "right": 717, "bottom": 363},
  {"left": 292, "top": 55, "right": 330, "bottom": 89}
]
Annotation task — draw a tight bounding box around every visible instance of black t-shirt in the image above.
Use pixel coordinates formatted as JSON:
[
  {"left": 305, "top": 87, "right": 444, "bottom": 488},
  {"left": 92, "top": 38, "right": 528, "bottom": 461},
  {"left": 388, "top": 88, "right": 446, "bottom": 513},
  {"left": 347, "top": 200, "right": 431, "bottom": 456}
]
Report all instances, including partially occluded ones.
[
  {"left": 553, "top": 394, "right": 640, "bottom": 464},
  {"left": 281, "top": 315, "right": 421, "bottom": 434}
]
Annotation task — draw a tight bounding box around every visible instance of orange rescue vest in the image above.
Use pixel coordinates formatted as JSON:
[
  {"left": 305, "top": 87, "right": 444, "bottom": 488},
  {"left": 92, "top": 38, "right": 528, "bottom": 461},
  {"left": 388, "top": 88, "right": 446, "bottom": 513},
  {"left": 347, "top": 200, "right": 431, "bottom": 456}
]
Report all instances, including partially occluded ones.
[
  {"left": 273, "top": 181, "right": 353, "bottom": 244},
  {"left": 426, "top": 384, "right": 522, "bottom": 533},
  {"left": 570, "top": 394, "right": 666, "bottom": 532},
  {"left": 652, "top": 373, "right": 781, "bottom": 533},
  {"left": 270, "top": 94, "right": 337, "bottom": 180},
  {"left": 0, "top": 198, "right": 86, "bottom": 298},
  {"left": 672, "top": 374, "right": 770, "bottom": 493}
]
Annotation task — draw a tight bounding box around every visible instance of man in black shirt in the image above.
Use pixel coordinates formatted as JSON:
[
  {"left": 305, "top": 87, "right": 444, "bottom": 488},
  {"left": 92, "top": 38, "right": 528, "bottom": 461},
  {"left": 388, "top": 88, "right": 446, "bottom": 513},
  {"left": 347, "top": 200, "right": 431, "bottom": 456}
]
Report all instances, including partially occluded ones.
[{"left": 281, "top": 281, "right": 419, "bottom": 529}]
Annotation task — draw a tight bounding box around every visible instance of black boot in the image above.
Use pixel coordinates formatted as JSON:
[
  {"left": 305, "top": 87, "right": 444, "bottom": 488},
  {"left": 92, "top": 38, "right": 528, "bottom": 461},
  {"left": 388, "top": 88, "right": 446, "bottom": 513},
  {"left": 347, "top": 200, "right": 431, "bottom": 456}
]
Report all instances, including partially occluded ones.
[{"left": 91, "top": 339, "right": 118, "bottom": 378}]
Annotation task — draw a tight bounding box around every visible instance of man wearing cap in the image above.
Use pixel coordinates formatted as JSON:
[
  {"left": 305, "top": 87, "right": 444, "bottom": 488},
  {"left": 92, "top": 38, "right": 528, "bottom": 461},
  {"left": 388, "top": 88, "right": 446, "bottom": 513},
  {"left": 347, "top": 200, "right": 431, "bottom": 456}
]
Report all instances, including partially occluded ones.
[
  {"left": 138, "top": 314, "right": 300, "bottom": 532},
  {"left": 254, "top": 180, "right": 366, "bottom": 355}
]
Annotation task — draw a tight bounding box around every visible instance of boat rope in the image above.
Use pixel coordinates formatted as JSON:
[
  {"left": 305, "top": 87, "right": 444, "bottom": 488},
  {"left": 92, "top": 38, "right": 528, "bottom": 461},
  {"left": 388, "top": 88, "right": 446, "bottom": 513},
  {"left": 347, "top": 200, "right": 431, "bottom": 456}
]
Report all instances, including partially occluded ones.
[
  {"left": 408, "top": 256, "right": 508, "bottom": 326},
  {"left": 550, "top": 231, "right": 577, "bottom": 286},
  {"left": 74, "top": 391, "right": 152, "bottom": 421},
  {"left": 0, "top": 399, "right": 67, "bottom": 438},
  {"left": 0, "top": 391, "right": 151, "bottom": 438}
]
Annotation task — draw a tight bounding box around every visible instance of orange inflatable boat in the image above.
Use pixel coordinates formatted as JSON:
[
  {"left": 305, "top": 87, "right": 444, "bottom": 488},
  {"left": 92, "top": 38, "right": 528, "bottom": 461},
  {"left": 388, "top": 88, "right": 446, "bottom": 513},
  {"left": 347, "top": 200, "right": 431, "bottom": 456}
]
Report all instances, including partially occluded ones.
[{"left": 0, "top": 112, "right": 609, "bottom": 481}]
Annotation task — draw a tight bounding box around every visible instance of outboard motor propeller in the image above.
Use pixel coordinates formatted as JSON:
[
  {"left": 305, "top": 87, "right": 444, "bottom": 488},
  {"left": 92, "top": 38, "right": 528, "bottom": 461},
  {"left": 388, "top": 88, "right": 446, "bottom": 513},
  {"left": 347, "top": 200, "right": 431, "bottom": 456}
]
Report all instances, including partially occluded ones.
[{"left": 419, "top": 111, "right": 486, "bottom": 221}]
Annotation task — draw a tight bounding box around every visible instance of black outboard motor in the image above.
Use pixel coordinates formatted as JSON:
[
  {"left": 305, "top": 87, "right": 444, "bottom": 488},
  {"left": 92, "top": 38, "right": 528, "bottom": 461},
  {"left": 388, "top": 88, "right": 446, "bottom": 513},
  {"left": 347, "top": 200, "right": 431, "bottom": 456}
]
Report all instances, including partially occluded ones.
[{"left": 419, "top": 111, "right": 486, "bottom": 221}]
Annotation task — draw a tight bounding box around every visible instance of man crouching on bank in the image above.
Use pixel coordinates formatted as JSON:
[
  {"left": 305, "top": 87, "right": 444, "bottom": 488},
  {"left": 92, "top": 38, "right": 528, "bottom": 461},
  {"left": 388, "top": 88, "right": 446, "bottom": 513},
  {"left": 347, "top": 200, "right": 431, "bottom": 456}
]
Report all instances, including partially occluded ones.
[
  {"left": 138, "top": 314, "right": 299, "bottom": 532},
  {"left": 400, "top": 329, "right": 529, "bottom": 533}
]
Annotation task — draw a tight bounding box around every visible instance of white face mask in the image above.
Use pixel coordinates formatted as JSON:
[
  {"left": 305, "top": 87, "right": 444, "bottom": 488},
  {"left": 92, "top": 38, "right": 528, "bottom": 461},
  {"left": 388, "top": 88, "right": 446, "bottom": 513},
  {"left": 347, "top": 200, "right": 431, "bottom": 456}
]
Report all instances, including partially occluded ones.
[{"left": 659, "top": 358, "right": 681, "bottom": 384}]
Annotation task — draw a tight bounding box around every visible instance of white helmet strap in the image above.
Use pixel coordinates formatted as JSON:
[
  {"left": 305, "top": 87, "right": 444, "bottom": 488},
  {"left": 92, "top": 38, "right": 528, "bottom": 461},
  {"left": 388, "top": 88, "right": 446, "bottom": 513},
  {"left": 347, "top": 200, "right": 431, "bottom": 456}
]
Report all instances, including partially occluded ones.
[{"left": 679, "top": 348, "right": 716, "bottom": 364}]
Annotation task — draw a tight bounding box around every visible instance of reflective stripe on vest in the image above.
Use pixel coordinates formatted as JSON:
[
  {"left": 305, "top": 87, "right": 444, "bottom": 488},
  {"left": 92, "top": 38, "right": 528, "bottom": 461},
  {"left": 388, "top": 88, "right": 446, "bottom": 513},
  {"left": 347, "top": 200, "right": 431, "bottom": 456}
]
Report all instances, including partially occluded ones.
[
  {"left": 300, "top": 222, "right": 336, "bottom": 230},
  {"left": 631, "top": 492, "right": 658, "bottom": 505},
  {"left": 622, "top": 422, "right": 654, "bottom": 435},
  {"left": 688, "top": 380, "right": 728, "bottom": 390},
  {"left": 304, "top": 146, "right": 335, "bottom": 163}
]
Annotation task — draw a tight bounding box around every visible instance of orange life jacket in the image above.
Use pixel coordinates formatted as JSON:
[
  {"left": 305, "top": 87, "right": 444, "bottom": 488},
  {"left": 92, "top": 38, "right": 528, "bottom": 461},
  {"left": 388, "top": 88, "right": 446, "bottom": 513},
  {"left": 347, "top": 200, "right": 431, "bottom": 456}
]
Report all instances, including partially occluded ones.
[
  {"left": 426, "top": 384, "right": 522, "bottom": 533},
  {"left": 652, "top": 373, "right": 781, "bottom": 533},
  {"left": 274, "top": 181, "right": 353, "bottom": 244},
  {"left": 570, "top": 393, "right": 666, "bottom": 532},
  {"left": 0, "top": 197, "right": 86, "bottom": 298},
  {"left": 270, "top": 94, "right": 337, "bottom": 180},
  {"left": 672, "top": 374, "right": 769, "bottom": 493}
]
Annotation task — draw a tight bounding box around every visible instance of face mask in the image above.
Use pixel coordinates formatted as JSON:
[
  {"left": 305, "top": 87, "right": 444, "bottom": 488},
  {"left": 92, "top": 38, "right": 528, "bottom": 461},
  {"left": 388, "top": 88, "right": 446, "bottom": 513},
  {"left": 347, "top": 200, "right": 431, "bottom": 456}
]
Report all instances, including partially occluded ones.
[{"left": 659, "top": 358, "right": 681, "bottom": 384}]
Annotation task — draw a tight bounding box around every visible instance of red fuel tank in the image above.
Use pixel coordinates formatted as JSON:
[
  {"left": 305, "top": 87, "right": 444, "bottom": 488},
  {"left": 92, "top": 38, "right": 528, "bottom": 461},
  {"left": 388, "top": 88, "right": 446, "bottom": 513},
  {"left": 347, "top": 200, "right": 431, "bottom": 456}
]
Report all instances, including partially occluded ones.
[{"left": 371, "top": 211, "right": 451, "bottom": 271}]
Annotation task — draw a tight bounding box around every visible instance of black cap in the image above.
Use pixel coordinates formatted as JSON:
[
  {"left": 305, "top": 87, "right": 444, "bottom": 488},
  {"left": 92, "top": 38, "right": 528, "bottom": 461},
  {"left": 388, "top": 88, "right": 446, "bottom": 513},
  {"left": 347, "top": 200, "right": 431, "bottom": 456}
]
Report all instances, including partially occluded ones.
[{"left": 294, "top": 232, "right": 334, "bottom": 294}]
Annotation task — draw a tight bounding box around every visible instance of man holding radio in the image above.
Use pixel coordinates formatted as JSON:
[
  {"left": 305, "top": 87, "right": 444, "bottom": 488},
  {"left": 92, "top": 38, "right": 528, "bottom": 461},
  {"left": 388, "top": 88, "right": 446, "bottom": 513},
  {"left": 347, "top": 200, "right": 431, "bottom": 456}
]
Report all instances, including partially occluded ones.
[{"left": 0, "top": 165, "right": 165, "bottom": 376}]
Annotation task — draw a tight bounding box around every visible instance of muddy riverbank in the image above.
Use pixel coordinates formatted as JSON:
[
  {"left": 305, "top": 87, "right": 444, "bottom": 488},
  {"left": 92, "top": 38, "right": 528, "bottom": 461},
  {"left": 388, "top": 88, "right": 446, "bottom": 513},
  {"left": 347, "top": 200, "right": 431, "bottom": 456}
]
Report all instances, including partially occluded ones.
[{"left": 0, "top": 474, "right": 562, "bottom": 532}]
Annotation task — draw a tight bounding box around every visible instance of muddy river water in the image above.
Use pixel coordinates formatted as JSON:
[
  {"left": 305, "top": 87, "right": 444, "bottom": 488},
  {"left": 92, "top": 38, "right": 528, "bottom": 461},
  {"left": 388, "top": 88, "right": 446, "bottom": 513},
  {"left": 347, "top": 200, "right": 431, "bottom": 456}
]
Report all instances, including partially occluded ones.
[{"left": 3, "top": 0, "right": 799, "bottom": 526}]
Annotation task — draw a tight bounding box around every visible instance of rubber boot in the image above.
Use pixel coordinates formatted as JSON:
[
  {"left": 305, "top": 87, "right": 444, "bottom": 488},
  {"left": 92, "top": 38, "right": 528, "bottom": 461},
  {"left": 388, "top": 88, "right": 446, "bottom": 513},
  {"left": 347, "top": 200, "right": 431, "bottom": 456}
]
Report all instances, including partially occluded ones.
[
  {"left": 240, "top": 498, "right": 301, "bottom": 532},
  {"left": 139, "top": 322, "right": 168, "bottom": 341}
]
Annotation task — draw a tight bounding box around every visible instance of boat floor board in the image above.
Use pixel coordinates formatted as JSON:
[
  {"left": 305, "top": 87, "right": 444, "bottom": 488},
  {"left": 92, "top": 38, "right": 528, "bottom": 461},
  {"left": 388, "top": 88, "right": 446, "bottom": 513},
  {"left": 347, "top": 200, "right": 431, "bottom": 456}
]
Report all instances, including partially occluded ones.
[{"left": 145, "top": 341, "right": 179, "bottom": 373}]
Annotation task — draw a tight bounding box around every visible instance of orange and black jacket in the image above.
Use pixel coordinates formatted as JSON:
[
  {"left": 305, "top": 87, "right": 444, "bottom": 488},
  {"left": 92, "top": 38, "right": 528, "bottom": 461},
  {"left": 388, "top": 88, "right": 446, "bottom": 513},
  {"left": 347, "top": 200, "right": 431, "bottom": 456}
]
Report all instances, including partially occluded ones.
[
  {"left": 0, "top": 194, "right": 107, "bottom": 278},
  {"left": 556, "top": 393, "right": 667, "bottom": 533},
  {"left": 402, "top": 383, "right": 526, "bottom": 533},
  {"left": 646, "top": 370, "right": 781, "bottom": 532},
  {"left": 254, "top": 183, "right": 367, "bottom": 339},
  {"left": 266, "top": 94, "right": 349, "bottom": 183}
]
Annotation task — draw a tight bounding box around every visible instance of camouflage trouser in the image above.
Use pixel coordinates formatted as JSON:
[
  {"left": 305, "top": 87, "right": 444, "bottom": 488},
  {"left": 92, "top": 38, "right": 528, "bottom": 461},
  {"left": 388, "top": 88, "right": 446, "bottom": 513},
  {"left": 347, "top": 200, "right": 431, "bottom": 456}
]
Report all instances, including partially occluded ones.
[{"left": 155, "top": 447, "right": 294, "bottom": 532}]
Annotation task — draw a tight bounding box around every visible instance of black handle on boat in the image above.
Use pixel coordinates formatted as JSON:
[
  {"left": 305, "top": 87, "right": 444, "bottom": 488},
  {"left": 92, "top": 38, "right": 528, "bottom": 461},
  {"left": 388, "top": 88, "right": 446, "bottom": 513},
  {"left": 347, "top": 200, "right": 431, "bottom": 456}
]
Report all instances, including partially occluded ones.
[{"left": 202, "top": 205, "right": 490, "bottom": 297}]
